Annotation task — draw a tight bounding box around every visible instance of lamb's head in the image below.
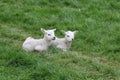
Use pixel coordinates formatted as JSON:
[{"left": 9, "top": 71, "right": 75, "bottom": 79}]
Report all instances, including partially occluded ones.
[
  {"left": 61, "top": 30, "right": 78, "bottom": 42},
  {"left": 41, "top": 28, "right": 56, "bottom": 41}
]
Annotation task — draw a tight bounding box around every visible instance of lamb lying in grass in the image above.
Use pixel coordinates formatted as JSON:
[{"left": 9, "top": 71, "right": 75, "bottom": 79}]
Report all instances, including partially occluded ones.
[
  {"left": 22, "top": 28, "right": 56, "bottom": 52},
  {"left": 51, "top": 30, "right": 78, "bottom": 51}
]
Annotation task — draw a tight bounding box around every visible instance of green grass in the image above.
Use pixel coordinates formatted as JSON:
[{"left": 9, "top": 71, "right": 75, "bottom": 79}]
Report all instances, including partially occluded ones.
[{"left": 0, "top": 0, "right": 120, "bottom": 80}]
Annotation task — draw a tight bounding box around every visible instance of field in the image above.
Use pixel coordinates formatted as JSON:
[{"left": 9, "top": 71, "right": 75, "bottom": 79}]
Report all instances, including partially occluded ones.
[{"left": 0, "top": 0, "right": 120, "bottom": 80}]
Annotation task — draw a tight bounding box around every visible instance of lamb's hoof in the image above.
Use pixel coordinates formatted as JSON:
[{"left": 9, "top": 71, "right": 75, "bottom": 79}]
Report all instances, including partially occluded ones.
[{"left": 63, "top": 49, "right": 67, "bottom": 51}]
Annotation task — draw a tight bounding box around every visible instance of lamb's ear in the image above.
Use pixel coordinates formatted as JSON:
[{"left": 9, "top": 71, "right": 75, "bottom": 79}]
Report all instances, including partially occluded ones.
[
  {"left": 61, "top": 30, "right": 66, "bottom": 35},
  {"left": 41, "top": 28, "right": 46, "bottom": 33},
  {"left": 53, "top": 29, "right": 56, "bottom": 31},
  {"left": 74, "top": 31, "right": 78, "bottom": 35}
]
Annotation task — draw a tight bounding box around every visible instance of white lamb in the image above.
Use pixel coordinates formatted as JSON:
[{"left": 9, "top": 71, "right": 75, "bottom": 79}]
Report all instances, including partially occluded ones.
[
  {"left": 51, "top": 30, "right": 78, "bottom": 51},
  {"left": 22, "top": 28, "right": 56, "bottom": 52}
]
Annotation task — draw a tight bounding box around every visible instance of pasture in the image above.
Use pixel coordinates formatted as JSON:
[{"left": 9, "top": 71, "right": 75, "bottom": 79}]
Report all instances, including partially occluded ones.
[{"left": 0, "top": 0, "right": 120, "bottom": 80}]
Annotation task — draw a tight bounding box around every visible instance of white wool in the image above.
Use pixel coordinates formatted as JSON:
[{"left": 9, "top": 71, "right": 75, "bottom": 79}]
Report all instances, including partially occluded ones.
[
  {"left": 22, "top": 28, "right": 56, "bottom": 52},
  {"left": 51, "top": 31, "right": 77, "bottom": 51}
]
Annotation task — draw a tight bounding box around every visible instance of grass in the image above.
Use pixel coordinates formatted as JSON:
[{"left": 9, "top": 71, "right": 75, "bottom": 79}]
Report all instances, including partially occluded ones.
[{"left": 0, "top": 0, "right": 120, "bottom": 80}]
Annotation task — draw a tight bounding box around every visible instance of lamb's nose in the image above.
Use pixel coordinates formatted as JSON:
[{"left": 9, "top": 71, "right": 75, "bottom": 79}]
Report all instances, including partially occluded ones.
[
  {"left": 72, "top": 39, "right": 74, "bottom": 41},
  {"left": 52, "top": 37, "right": 56, "bottom": 40}
]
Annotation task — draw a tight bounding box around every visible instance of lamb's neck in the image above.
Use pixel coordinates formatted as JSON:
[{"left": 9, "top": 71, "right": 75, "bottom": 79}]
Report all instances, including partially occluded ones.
[
  {"left": 43, "top": 37, "right": 51, "bottom": 46},
  {"left": 64, "top": 40, "right": 72, "bottom": 49}
]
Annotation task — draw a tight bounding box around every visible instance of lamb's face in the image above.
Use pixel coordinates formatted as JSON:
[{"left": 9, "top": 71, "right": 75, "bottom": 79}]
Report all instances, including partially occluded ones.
[
  {"left": 41, "top": 28, "right": 56, "bottom": 41},
  {"left": 62, "top": 31, "right": 78, "bottom": 42}
]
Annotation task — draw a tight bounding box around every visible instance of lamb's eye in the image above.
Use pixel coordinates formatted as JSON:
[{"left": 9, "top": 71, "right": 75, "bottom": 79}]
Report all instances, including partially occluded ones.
[
  {"left": 67, "top": 35, "right": 69, "bottom": 37},
  {"left": 48, "top": 34, "right": 51, "bottom": 36}
]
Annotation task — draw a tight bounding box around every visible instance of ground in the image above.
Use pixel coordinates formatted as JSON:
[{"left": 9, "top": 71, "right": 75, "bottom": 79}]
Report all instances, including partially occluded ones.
[{"left": 0, "top": 0, "right": 120, "bottom": 80}]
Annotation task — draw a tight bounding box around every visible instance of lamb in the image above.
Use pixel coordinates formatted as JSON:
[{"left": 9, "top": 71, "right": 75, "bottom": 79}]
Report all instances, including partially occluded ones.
[
  {"left": 51, "top": 30, "right": 78, "bottom": 51},
  {"left": 22, "top": 28, "right": 56, "bottom": 52}
]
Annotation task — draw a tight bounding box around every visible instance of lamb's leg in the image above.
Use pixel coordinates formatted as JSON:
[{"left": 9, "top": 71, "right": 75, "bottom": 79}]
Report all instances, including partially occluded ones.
[
  {"left": 57, "top": 45, "right": 67, "bottom": 51},
  {"left": 23, "top": 44, "right": 33, "bottom": 52},
  {"left": 35, "top": 45, "right": 46, "bottom": 52},
  {"left": 62, "top": 49, "right": 67, "bottom": 51}
]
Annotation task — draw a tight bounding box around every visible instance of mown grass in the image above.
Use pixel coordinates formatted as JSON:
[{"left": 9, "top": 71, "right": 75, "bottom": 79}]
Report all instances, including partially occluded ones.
[{"left": 0, "top": 0, "right": 120, "bottom": 80}]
